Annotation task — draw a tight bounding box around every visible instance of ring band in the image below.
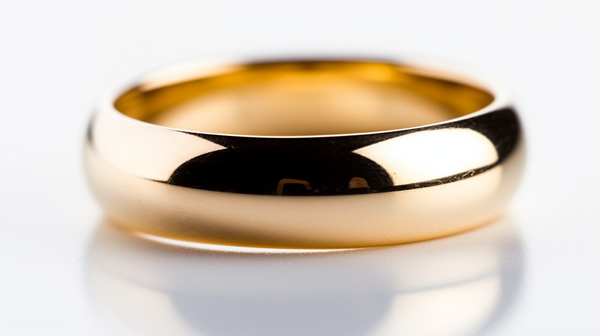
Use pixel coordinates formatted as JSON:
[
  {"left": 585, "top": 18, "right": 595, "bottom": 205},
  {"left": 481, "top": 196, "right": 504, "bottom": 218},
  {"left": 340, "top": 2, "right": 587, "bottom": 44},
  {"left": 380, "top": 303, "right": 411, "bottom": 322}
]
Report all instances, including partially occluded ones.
[{"left": 85, "top": 58, "right": 525, "bottom": 248}]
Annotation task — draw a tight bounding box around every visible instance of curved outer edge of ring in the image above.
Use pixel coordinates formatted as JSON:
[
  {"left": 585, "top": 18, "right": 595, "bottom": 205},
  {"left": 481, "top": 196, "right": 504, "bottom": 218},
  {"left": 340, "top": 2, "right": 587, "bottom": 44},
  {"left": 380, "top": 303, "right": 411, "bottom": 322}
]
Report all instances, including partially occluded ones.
[{"left": 88, "top": 57, "right": 521, "bottom": 197}]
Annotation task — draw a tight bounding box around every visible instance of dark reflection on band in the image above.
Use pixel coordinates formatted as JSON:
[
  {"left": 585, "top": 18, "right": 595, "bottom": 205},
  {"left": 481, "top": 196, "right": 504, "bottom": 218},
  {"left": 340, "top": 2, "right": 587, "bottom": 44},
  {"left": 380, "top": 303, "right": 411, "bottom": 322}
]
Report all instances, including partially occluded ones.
[
  {"left": 167, "top": 108, "right": 520, "bottom": 196},
  {"left": 86, "top": 217, "right": 524, "bottom": 336}
]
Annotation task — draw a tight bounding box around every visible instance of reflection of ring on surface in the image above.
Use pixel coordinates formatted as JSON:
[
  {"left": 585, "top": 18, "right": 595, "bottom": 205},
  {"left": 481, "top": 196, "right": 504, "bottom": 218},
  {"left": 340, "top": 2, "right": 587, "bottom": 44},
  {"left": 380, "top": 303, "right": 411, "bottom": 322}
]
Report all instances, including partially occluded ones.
[
  {"left": 87, "top": 217, "right": 524, "bottom": 336},
  {"left": 85, "top": 58, "right": 525, "bottom": 248}
]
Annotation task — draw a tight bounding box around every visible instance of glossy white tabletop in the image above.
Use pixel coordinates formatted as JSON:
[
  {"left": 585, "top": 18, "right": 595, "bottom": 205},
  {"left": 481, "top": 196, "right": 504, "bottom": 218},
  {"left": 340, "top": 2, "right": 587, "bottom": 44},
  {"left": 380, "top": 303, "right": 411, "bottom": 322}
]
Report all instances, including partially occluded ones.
[{"left": 1, "top": 1, "right": 599, "bottom": 335}]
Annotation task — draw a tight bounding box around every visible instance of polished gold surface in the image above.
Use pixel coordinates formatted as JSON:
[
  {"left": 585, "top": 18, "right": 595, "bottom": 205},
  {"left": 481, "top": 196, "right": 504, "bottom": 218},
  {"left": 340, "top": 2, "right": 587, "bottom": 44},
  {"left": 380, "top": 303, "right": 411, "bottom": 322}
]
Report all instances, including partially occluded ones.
[
  {"left": 85, "top": 58, "right": 525, "bottom": 248},
  {"left": 116, "top": 61, "right": 492, "bottom": 135}
]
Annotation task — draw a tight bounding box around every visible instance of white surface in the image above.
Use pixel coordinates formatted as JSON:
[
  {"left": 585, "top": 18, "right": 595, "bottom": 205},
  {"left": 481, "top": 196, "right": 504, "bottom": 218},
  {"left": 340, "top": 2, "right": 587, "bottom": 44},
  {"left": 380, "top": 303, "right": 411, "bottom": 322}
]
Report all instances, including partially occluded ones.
[{"left": 0, "top": 0, "right": 599, "bottom": 335}]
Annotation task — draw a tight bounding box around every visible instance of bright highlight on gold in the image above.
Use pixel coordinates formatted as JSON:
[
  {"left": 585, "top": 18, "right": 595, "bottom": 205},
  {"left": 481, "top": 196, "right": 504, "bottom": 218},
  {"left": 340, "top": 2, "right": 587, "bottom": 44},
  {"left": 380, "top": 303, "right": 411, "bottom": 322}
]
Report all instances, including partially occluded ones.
[{"left": 85, "top": 58, "right": 525, "bottom": 248}]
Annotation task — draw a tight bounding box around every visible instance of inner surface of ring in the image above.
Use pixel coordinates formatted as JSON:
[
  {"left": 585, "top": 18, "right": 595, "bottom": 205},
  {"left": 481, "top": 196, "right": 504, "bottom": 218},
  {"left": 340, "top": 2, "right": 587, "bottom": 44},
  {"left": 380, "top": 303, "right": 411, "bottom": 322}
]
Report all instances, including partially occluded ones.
[{"left": 115, "top": 60, "right": 494, "bottom": 136}]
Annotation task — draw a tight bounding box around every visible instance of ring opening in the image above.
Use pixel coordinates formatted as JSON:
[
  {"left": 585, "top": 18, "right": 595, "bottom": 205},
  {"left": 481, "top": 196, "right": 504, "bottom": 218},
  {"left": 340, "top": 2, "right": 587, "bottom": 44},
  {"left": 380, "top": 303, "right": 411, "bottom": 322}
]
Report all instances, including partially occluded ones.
[{"left": 115, "top": 60, "right": 494, "bottom": 136}]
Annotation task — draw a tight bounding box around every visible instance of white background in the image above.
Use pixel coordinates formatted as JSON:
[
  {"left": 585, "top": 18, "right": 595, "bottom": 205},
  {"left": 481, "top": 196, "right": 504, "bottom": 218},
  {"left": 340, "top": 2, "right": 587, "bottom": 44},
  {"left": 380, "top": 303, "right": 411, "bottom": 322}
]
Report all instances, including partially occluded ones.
[{"left": 0, "top": 0, "right": 599, "bottom": 335}]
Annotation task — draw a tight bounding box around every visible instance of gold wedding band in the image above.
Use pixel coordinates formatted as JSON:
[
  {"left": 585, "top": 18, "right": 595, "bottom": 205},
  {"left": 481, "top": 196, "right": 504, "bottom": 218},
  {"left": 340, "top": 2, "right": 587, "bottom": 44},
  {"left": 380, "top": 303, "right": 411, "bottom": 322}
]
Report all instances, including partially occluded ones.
[{"left": 85, "top": 58, "right": 525, "bottom": 248}]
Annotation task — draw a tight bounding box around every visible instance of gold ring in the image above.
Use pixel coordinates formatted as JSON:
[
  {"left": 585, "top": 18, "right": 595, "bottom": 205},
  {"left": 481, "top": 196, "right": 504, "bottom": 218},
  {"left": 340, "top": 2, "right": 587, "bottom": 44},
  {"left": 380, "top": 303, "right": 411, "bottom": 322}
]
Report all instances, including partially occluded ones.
[{"left": 85, "top": 57, "right": 525, "bottom": 248}]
